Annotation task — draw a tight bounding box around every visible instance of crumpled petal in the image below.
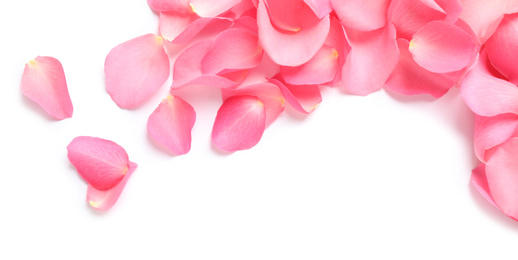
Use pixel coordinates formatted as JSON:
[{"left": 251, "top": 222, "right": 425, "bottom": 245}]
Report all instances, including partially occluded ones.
[
  {"left": 212, "top": 95, "right": 266, "bottom": 152},
  {"left": 331, "top": 0, "right": 390, "bottom": 31},
  {"left": 386, "top": 39, "right": 459, "bottom": 98},
  {"left": 147, "top": 95, "right": 196, "bottom": 155},
  {"left": 87, "top": 161, "right": 138, "bottom": 211},
  {"left": 105, "top": 34, "right": 170, "bottom": 109},
  {"left": 171, "top": 40, "right": 247, "bottom": 89},
  {"left": 67, "top": 136, "right": 130, "bottom": 190},
  {"left": 460, "top": 50, "right": 518, "bottom": 117},
  {"left": 409, "top": 21, "right": 476, "bottom": 73},
  {"left": 474, "top": 114, "right": 518, "bottom": 162},
  {"left": 201, "top": 28, "right": 262, "bottom": 75},
  {"left": 20, "top": 56, "right": 73, "bottom": 120},
  {"left": 190, "top": 0, "right": 242, "bottom": 17},
  {"left": 485, "top": 13, "right": 518, "bottom": 86},
  {"left": 222, "top": 82, "right": 284, "bottom": 127},
  {"left": 257, "top": 0, "right": 330, "bottom": 66},
  {"left": 485, "top": 137, "right": 518, "bottom": 220},
  {"left": 269, "top": 77, "right": 321, "bottom": 114},
  {"left": 471, "top": 163, "right": 498, "bottom": 208},
  {"left": 341, "top": 23, "right": 399, "bottom": 96}
]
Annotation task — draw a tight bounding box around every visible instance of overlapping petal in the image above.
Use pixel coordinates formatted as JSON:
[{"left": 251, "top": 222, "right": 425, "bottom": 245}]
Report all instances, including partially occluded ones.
[
  {"left": 189, "top": 0, "right": 242, "bottom": 17},
  {"left": 474, "top": 114, "right": 518, "bottom": 162},
  {"left": 485, "top": 13, "right": 518, "bottom": 86},
  {"left": 388, "top": 0, "right": 446, "bottom": 40},
  {"left": 67, "top": 136, "right": 130, "bottom": 190},
  {"left": 304, "top": 0, "right": 332, "bottom": 19},
  {"left": 212, "top": 95, "right": 266, "bottom": 152},
  {"left": 331, "top": 0, "right": 390, "bottom": 31},
  {"left": 269, "top": 77, "right": 322, "bottom": 114},
  {"left": 471, "top": 164, "right": 498, "bottom": 208},
  {"left": 105, "top": 34, "right": 170, "bottom": 109},
  {"left": 147, "top": 95, "right": 196, "bottom": 155},
  {"left": 20, "top": 56, "right": 73, "bottom": 120}
]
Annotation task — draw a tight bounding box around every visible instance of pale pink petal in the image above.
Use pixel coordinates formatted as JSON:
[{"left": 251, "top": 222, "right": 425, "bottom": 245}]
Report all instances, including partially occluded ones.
[
  {"left": 486, "top": 13, "right": 518, "bottom": 86},
  {"left": 304, "top": 0, "right": 332, "bottom": 19},
  {"left": 474, "top": 114, "right": 518, "bottom": 162},
  {"left": 171, "top": 40, "right": 246, "bottom": 89},
  {"left": 434, "top": 0, "right": 462, "bottom": 23},
  {"left": 471, "top": 163, "right": 498, "bottom": 208},
  {"left": 173, "top": 17, "right": 233, "bottom": 45},
  {"left": 386, "top": 39, "right": 458, "bottom": 98},
  {"left": 212, "top": 95, "right": 266, "bottom": 152},
  {"left": 341, "top": 23, "right": 399, "bottom": 96},
  {"left": 222, "top": 82, "right": 284, "bottom": 127},
  {"left": 409, "top": 21, "right": 476, "bottom": 73},
  {"left": 105, "top": 34, "right": 170, "bottom": 109},
  {"left": 147, "top": 95, "right": 196, "bottom": 155},
  {"left": 331, "top": 0, "right": 390, "bottom": 31},
  {"left": 280, "top": 45, "right": 338, "bottom": 85},
  {"left": 201, "top": 28, "right": 262, "bottom": 75},
  {"left": 20, "top": 56, "right": 73, "bottom": 120},
  {"left": 459, "top": 0, "right": 518, "bottom": 43},
  {"left": 257, "top": 0, "right": 330, "bottom": 66},
  {"left": 148, "top": 0, "right": 191, "bottom": 13},
  {"left": 388, "top": 0, "right": 446, "bottom": 40},
  {"left": 269, "top": 77, "right": 322, "bottom": 114},
  {"left": 460, "top": 51, "right": 518, "bottom": 117},
  {"left": 485, "top": 137, "right": 518, "bottom": 220},
  {"left": 159, "top": 11, "right": 198, "bottom": 42},
  {"left": 87, "top": 161, "right": 137, "bottom": 211},
  {"left": 189, "top": 0, "right": 241, "bottom": 17},
  {"left": 67, "top": 136, "right": 130, "bottom": 190}
]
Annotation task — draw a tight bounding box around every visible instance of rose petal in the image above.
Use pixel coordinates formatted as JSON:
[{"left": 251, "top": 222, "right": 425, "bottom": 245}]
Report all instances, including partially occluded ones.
[
  {"left": 147, "top": 0, "right": 190, "bottom": 13},
  {"left": 87, "top": 161, "right": 137, "bottom": 211},
  {"left": 269, "top": 77, "right": 321, "bottom": 114},
  {"left": 147, "top": 95, "right": 196, "bottom": 155},
  {"left": 105, "top": 34, "right": 170, "bottom": 109},
  {"left": 67, "top": 136, "right": 130, "bottom": 190},
  {"left": 303, "top": 0, "right": 332, "bottom": 19},
  {"left": 20, "top": 56, "right": 73, "bottom": 120},
  {"left": 212, "top": 95, "right": 266, "bottom": 152},
  {"left": 474, "top": 114, "right": 518, "bottom": 162},
  {"left": 471, "top": 163, "right": 498, "bottom": 208},
  {"left": 280, "top": 45, "right": 338, "bottom": 85},
  {"left": 331, "top": 0, "right": 390, "bottom": 31},
  {"left": 159, "top": 11, "right": 198, "bottom": 42},
  {"left": 189, "top": 0, "right": 242, "bottom": 17},
  {"left": 172, "top": 17, "right": 233, "bottom": 45},
  {"left": 485, "top": 13, "right": 518, "bottom": 86},
  {"left": 434, "top": 0, "right": 462, "bottom": 23},
  {"left": 409, "top": 21, "right": 476, "bottom": 73},
  {"left": 388, "top": 0, "right": 446, "bottom": 40}
]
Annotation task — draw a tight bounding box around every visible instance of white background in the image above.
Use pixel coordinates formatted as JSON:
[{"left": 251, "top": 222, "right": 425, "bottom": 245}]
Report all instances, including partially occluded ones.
[{"left": 1, "top": 0, "right": 518, "bottom": 259}]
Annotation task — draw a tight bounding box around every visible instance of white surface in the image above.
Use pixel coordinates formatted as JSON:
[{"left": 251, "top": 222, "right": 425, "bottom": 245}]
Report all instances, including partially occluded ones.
[{"left": 1, "top": 1, "right": 518, "bottom": 259}]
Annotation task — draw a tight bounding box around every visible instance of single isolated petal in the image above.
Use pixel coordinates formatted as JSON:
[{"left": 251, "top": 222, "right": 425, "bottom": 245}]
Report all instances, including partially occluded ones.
[
  {"left": 20, "top": 56, "right": 73, "bottom": 120},
  {"left": 331, "top": 0, "right": 390, "bottom": 31},
  {"left": 257, "top": 0, "right": 330, "bottom": 66},
  {"left": 485, "top": 137, "right": 518, "bottom": 220},
  {"left": 222, "top": 82, "right": 284, "bottom": 127},
  {"left": 386, "top": 39, "right": 458, "bottom": 98},
  {"left": 87, "top": 161, "right": 138, "bottom": 211},
  {"left": 341, "top": 23, "right": 399, "bottom": 96},
  {"left": 471, "top": 164, "right": 498, "bottom": 208},
  {"left": 474, "top": 114, "right": 518, "bottom": 162},
  {"left": 189, "top": 0, "right": 242, "bottom": 17},
  {"left": 409, "top": 21, "right": 476, "bottom": 73},
  {"left": 147, "top": 95, "right": 196, "bottom": 155},
  {"left": 67, "top": 136, "right": 130, "bottom": 190},
  {"left": 460, "top": 51, "right": 518, "bottom": 117},
  {"left": 304, "top": 0, "right": 332, "bottom": 19},
  {"left": 105, "top": 34, "right": 170, "bottom": 109},
  {"left": 269, "top": 77, "right": 322, "bottom": 114},
  {"left": 485, "top": 13, "right": 518, "bottom": 86},
  {"left": 212, "top": 95, "right": 266, "bottom": 152},
  {"left": 388, "top": 0, "right": 446, "bottom": 40}
]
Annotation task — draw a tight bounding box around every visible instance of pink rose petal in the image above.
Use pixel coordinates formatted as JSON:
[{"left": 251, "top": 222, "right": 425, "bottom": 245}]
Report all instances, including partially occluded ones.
[
  {"left": 474, "top": 114, "right": 518, "bottom": 162},
  {"left": 159, "top": 11, "right": 198, "bottom": 42},
  {"left": 471, "top": 163, "right": 498, "bottom": 208},
  {"left": 409, "top": 21, "right": 476, "bottom": 73},
  {"left": 303, "top": 0, "right": 332, "bottom": 19},
  {"left": 388, "top": 0, "right": 446, "bottom": 40},
  {"left": 147, "top": 0, "right": 190, "bottom": 13},
  {"left": 20, "top": 56, "right": 73, "bottom": 120},
  {"left": 105, "top": 34, "right": 170, "bottom": 109},
  {"left": 269, "top": 77, "right": 321, "bottom": 114},
  {"left": 331, "top": 0, "right": 390, "bottom": 31},
  {"left": 434, "top": 0, "right": 462, "bottom": 23},
  {"left": 212, "top": 95, "right": 266, "bottom": 152},
  {"left": 67, "top": 136, "right": 130, "bottom": 190},
  {"left": 87, "top": 161, "right": 138, "bottom": 211},
  {"left": 147, "top": 95, "right": 196, "bottom": 155},
  {"left": 189, "top": 0, "right": 242, "bottom": 17},
  {"left": 485, "top": 13, "right": 518, "bottom": 86}
]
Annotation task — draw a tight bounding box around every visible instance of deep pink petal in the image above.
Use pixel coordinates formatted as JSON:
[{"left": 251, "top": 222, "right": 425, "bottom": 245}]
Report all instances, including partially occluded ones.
[
  {"left": 460, "top": 51, "right": 518, "bottom": 117},
  {"left": 280, "top": 45, "right": 338, "bottom": 85},
  {"left": 409, "top": 21, "right": 476, "bottom": 73},
  {"left": 67, "top": 136, "right": 130, "bottom": 190},
  {"left": 105, "top": 34, "right": 170, "bottom": 109},
  {"left": 189, "top": 0, "right": 241, "bottom": 17},
  {"left": 331, "top": 0, "right": 390, "bottom": 31},
  {"left": 212, "top": 95, "right": 266, "bottom": 152},
  {"left": 159, "top": 11, "right": 198, "bottom": 42},
  {"left": 388, "top": 0, "right": 446, "bottom": 40},
  {"left": 20, "top": 56, "right": 73, "bottom": 120},
  {"left": 269, "top": 77, "right": 322, "bottom": 114},
  {"left": 471, "top": 163, "right": 498, "bottom": 208},
  {"left": 485, "top": 137, "right": 518, "bottom": 220},
  {"left": 147, "top": 95, "right": 196, "bottom": 155},
  {"left": 303, "top": 0, "right": 332, "bottom": 19},
  {"left": 257, "top": 0, "right": 330, "bottom": 66},
  {"left": 147, "top": 0, "right": 190, "bottom": 13},
  {"left": 386, "top": 39, "right": 458, "bottom": 98},
  {"left": 341, "top": 23, "right": 399, "bottom": 96},
  {"left": 222, "top": 82, "right": 284, "bottom": 127},
  {"left": 201, "top": 28, "right": 262, "bottom": 75},
  {"left": 474, "top": 114, "right": 518, "bottom": 162},
  {"left": 486, "top": 13, "right": 518, "bottom": 86},
  {"left": 87, "top": 161, "right": 137, "bottom": 211}
]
